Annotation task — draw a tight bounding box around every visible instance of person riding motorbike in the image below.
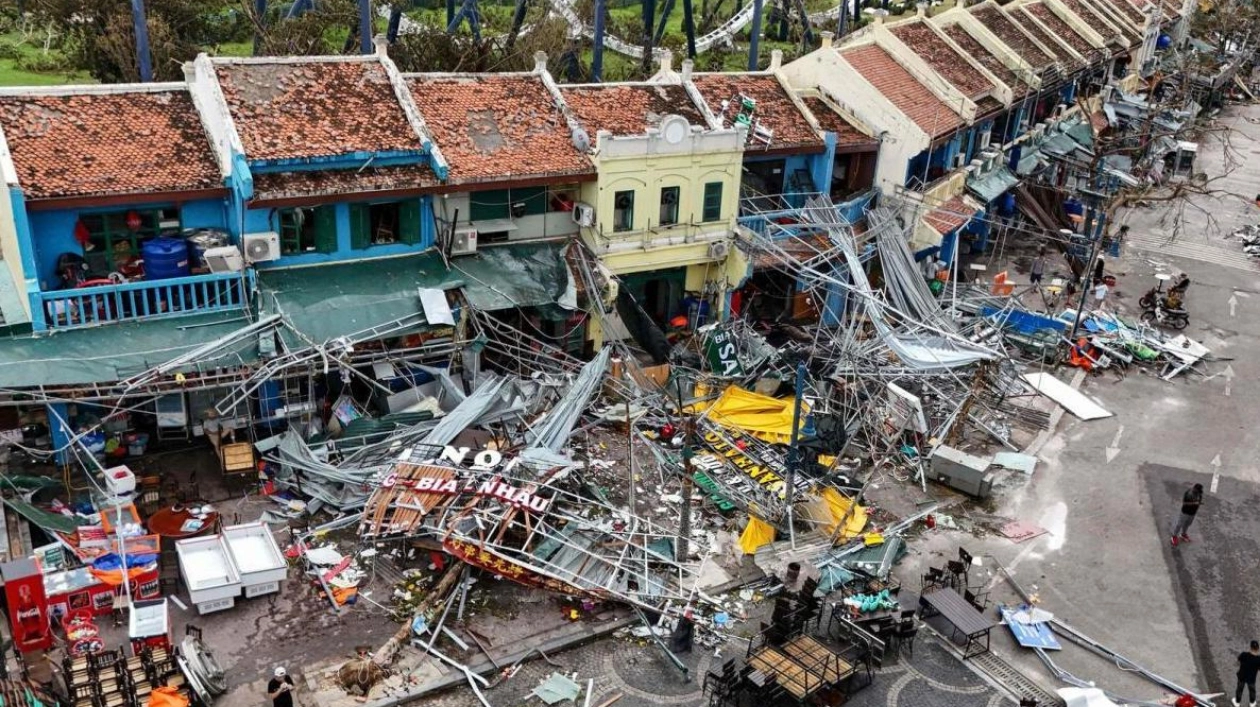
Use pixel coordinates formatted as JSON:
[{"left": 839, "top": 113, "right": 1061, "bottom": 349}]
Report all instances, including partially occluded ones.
[{"left": 1165, "top": 273, "right": 1190, "bottom": 309}]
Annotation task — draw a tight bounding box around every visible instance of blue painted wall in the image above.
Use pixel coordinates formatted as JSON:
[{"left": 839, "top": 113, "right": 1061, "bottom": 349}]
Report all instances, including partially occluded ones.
[
  {"left": 249, "top": 195, "right": 436, "bottom": 270},
  {"left": 25, "top": 197, "right": 231, "bottom": 290},
  {"left": 811, "top": 133, "right": 838, "bottom": 199}
]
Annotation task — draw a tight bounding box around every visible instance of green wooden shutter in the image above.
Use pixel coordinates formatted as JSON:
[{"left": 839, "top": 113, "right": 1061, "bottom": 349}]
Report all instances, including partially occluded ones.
[
  {"left": 314, "top": 205, "right": 339, "bottom": 253},
  {"left": 399, "top": 200, "right": 422, "bottom": 245},
  {"left": 349, "top": 204, "right": 371, "bottom": 250}
]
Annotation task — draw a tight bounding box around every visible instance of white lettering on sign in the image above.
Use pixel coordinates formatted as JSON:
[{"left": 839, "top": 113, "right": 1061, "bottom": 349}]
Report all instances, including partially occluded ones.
[{"left": 388, "top": 472, "right": 550, "bottom": 513}]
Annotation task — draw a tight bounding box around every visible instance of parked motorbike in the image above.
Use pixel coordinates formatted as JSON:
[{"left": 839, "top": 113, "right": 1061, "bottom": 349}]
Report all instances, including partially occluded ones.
[
  {"left": 1140, "top": 299, "right": 1189, "bottom": 330},
  {"left": 1233, "top": 224, "right": 1260, "bottom": 259},
  {"left": 1138, "top": 273, "right": 1172, "bottom": 309}
]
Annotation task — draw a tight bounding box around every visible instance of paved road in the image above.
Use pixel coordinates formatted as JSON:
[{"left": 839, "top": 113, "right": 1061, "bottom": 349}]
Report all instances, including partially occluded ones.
[
  {"left": 933, "top": 98, "right": 1260, "bottom": 703},
  {"left": 413, "top": 633, "right": 1002, "bottom": 707}
]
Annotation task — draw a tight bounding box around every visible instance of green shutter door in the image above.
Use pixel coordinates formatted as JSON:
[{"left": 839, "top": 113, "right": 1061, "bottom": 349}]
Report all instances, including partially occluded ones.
[
  {"left": 314, "top": 206, "right": 338, "bottom": 253},
  {"left": 399, "top": 200, "right": 422, "bottom": 245},
  {"left": 349, "top": 204, "right": 371, "bottom": 250}
]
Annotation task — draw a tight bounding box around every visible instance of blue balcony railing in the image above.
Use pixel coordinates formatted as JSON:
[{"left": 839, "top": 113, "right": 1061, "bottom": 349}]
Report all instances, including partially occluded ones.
[{"left": 33, "top": 271, "right": 254, "bottom": 331}]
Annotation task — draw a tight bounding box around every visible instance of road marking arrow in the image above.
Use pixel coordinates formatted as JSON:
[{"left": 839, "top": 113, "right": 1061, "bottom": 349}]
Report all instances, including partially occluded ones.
[
  {"left": 1210, "top": 454, "right": 1222, "bottom": 494},
  {"left": 1230, "top": 294, "right": 1239, "bottom": 317},
  {"left": 1105, "top": 425, "right": 1124, "bottom": 463},
  {"left": 1224, "top": 364, "right": 1235, "bottom": 397}
]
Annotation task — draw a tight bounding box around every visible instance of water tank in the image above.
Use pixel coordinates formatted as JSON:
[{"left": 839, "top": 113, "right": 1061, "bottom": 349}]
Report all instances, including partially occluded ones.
[
  {"left": 183, "top": 229, "right": 230, "bottom": 271},
  {"left": 142, "top": 237, "right": 191, "bottom": 280},
  {"left": 999, "top": 192, "right": 1017, "bottom": 215},
  {"left": 1157, "top": 33, "right": 1172, "bottom": 49}
]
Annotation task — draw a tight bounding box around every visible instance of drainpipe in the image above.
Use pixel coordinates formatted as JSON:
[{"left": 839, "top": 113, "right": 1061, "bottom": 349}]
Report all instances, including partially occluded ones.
[
  {"left": 131, "top": 0, "right": 153, "bottom": 81},
  {"left": 748, "top": 0, "right": 765, "bottom": 70}
]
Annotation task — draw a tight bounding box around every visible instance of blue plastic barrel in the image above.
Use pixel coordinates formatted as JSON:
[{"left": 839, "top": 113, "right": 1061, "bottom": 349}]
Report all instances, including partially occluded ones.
[{"left": 141, "top": 237, "right": 190, "bottom": 280}]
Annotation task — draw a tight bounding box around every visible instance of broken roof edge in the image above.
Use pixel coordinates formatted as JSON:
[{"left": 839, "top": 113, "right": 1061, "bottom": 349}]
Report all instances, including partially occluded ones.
[
  {"left": 883, "top": 16, "right": 1009, "bottom": 108},
  {"left": 939, "top": 8, "right": 1045, "bottom": 90},
  {"left": 796, "top": 89, "right": 881, "bottom": 143},
  {"left": 186, "top": 53, "right": 245, "bottom": 182},
  {"left": 0, "top": 81, "right": 188, "bottom": 98},
  {"left": 380, "top": 52, "right": 448, "bottom": 181},
  {"left": 968, "top": 0, "right": 1063, "bottom": 71},
  {"left": 1039, "top": 0, "right": 1116, "bottom": 51},
  {"left": 826, "top": 50, "right": 932, "bottom": 147}
]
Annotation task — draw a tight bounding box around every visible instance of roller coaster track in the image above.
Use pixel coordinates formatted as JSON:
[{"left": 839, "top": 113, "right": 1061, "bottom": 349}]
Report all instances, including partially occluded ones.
[{"left": 384, "top": 0, "right": 845, "bottom": 59}]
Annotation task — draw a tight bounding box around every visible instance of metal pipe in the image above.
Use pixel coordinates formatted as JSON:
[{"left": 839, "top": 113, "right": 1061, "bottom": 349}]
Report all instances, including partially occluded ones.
[
  {"left": 786, "top": 360, "right": 805, "bottom": 549},
  {"left": 748, "top": 0, "right": 765, "bottom": 71}
]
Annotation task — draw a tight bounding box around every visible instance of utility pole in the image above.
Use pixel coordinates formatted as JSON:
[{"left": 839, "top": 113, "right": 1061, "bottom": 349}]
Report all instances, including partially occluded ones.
[
  {"left": 675, "top": 380, "right": 693, "bottom": 563},
  {"left": 358, "top": 0, "right": 373, "bottom": 54},
  {"left": 592, "top": 0, "right": 606, "bottom": 82},
  {"left": 785, "top": 360, "right": 806, "bottom": 550},
  {"left": 1068, "top": 185, "right": 1107, "bottom": 342},
  {"left": 748, "top": 0, "right": 764, "bottom": 71}
]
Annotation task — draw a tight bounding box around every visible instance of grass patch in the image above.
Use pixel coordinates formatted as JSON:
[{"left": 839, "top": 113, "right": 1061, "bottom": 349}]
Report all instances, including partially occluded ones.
[{"left": 0, "top": 31, "right": 92, "bottom": 86}]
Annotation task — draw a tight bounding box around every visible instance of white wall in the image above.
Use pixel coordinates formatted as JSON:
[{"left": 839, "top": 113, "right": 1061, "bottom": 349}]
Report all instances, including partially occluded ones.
[{"left": 434, "top": 190, "right": 581, "bottom": 242}]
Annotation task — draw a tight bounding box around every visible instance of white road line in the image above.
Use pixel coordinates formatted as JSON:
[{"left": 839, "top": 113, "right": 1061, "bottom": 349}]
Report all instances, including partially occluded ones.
[
  {"left": 1125, "top": 232, "right": 1258, "bottom": 271},
  {"left": 1211, "top": 472, "right": 1220, "bottom": 494}
]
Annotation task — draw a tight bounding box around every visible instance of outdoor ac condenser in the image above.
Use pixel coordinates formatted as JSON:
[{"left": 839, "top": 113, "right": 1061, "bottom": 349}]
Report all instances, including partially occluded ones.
[
  {"left": 572, "top": 203, "right": 595, "bottom": 227},
  {"left": 928, "top": 445, "right": 996, "bottom": 499},
  {"left": 242, "top": 232, "right": 281, "bottom": 263},
  {"left": 203, "top": 246, "right": 245, "bottom": 273},
  {"left": 450, "top": 227, "right": 478, "bottom": 256}
]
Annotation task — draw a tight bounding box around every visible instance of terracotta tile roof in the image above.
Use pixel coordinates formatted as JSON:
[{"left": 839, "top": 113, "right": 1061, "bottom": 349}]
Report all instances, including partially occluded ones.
[
  {"left": 0, "top": 90, "right": 222, "bottom": 201},
  {"left": 801, "top": 97, "right": 878, "bottom": 148},
  {"left": 1062, "top": 0, "right": 1139, "bottom": 43},
  {"left": 1160, "top": 0, "right": 1182, "bottom": 18},
  {"left": 941, "top": 24, "right": 1032, "bottom": 94},
  {"left": 559, "top": 84, "right": 707, "bottom": 137},
  {"left": 841, "top": 45, "right": 963, "bottom": 138},
  {"left": 215, "top": 60, "right": 423, "bottom": 162},
  {"left": 925, "top": 195, "right": 978, "bottom": 234},
  {"left": 251, "top": 164, "right": 439, "bottom": 203},
  {"left": 976, "top": 96, "right": 1004, "bottom": 114},
  {"left": 691, "top": 73, "right": 823, "bottom": 150},
  {"left": 1023, "top": 4, "right": 1097, "bottom": 57},
  {"left": 754, "top": 232, "right": 832, "bottom": 268},
  {"left": 971, "top": 6, "right": 1055, "bottom": 69},
  {"left": 1109, "top": 0, "right": 1148, "bottom": 24},
  {"left": 891, "top": 22, "right": 995, "bottom": 99},
  {"left": 405, "top": 74, "right": 593, "bottom": 185},
  {"left": 1013, "top": 6, "right": 1087, "bottom": 66}
]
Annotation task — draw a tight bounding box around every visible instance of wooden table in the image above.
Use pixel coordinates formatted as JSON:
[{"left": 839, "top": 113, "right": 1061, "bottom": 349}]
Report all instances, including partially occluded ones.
[
  {"left": 781, "top": 635, "right": 854, "bottom": 684},
  {"left": 748, "top": 647, "right": 823, "bottom": 700},
  {"left": 921, "top": 588, "right": 995, "bottom": 658},
  {"left": 146, "top": 505, "right": 220, "bottom": 540}
]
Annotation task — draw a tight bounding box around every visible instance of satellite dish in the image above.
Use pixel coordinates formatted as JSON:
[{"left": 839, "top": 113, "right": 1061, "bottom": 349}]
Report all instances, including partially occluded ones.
[
  {"left": 661, "top": 115, "right": 689, "bottom": 145},
  {"left": 571, "top": 127, "right": 590, "bottom": 152}
]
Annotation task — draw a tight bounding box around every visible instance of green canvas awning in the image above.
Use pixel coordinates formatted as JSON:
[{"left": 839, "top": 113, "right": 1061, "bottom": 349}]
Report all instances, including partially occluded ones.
[
  {"left": 966, "top": 165, "right": 1020, "bottom": 204},
  {"left": 0, "top": 311, "right": 259, "bottom": 389},
  {"left": 450, "top": 243, "right": 577, "bottom": 312},
  {"left": 257, "top": 251, "right": 465, "bottom": 346}
]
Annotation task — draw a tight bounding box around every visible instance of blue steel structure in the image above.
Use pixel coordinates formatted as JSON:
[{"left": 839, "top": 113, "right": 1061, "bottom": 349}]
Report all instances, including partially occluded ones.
[{"left": 131, "top": 0, "right": 154, "bottom": 81}]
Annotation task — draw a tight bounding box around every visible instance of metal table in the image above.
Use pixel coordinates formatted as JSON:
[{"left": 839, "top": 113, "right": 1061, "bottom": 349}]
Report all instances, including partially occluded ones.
[{"left": 921, "top": 588, "right": 995, "bottom": 659}]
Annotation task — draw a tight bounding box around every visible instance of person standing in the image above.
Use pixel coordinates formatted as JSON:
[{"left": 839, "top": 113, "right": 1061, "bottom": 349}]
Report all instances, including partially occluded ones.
[
  {"left": 268, "top": 667, "right": 296, "bottom": 707},
  {"left": 1030, "top": 248, "right": 1047, "bottom": 286},
  {"left": 1170, "top": 483, "right": 1203, "bottom": 547},
  {"left": 1092, "top": 254, "right": 1106, "bottom": 286},
  {"left": 1236, "top": 641, "right": 1260, "bottom": 707}
]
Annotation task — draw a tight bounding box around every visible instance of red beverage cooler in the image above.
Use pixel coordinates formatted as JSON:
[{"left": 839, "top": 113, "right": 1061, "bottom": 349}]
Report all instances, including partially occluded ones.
[{"left": 1, "top": 558, "right": 53, "bottom": 653}]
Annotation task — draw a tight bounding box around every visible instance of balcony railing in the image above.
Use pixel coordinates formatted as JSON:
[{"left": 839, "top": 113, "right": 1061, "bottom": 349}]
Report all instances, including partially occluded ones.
[{"left": 34, "top": 271, "right": 254, "bottom": 331}]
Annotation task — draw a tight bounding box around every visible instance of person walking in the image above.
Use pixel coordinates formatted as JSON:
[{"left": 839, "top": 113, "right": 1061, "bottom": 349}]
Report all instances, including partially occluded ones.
[
  {"left": 1236, "top": 641, "right": 1260, "bottom": 707},
  {"left": 1029, "top": 248, "right": 1047, "bottom": 286},
  {"left": 1170, "top": 483, "right": 1203, "bottom": 547},
  {"left": 268, "top": 667, "right": 296, "bottom": 707}
]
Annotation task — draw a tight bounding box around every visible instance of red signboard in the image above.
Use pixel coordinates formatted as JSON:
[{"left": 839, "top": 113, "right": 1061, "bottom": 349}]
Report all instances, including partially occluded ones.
[
  {"left": 1, "top": 559, "right": 53, "bottom": 653},
  {"left": 442, "top": 538, "right": 582, "bottom": 596}
]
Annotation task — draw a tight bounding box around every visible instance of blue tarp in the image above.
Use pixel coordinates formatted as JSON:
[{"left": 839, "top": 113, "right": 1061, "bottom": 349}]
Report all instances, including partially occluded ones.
[{"left": 999, "top": 606, "right": 1062, "bottom": 650}]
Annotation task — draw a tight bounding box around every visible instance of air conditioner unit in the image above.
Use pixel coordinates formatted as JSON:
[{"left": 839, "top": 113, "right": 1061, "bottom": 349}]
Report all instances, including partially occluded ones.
[
  {"left": 572, "top": 202, "right": 595, "bottom": 227},
  {"left": 450, "top": 227, "right": 478, "bottom": 256},
  {"left": 203, "top": 246, "right": 245, "bottom": 273},
  {"left": 707, "top": 241, "right": 731, "bottom": 260},
  {"left": 242, "top": 232, "right": 281, "bottom": 264}
]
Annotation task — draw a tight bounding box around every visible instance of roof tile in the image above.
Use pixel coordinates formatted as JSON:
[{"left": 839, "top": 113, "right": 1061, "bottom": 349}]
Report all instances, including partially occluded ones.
[
  {"left": 1023, "top": 4, "right": 1097, "bottom": 57},
  {"left": 1109, "top": 0, "right": 1148, "bottom": 24},
  {"left": 925, "top": 195, "right": 977, "bottom": 234},
  {"left": 841, "top": 45, "right": 964, "bottom": 138},
  {"left": 941, "top": 24, "right": 1032, "bottom": 94},
  {"left": 690, "top": 73, "right": 823, "bottom": 150},
  {"left": 406, "top": 74, "right": 593, "bottom": 185},
  {"left": 1012, "top": 6, "right": 1088, "bottom": 67},
  {"left": 215, "top": 60, "right": 422, "bottom": 162},
  {"left": 251, "top": 165, "right": 439, "bottom": 203},
  {"left": 971, "top": 6, "right": 1055, "bottom": 69},
  {"left": 891, "top": 22, "right": 995, "bottom": 99},
  {"left": 0, "top": 90, "right": 221, "bottom": 201},
  {"left": 1061, "top": 0, "right": 1139, "bottom": 43},
  {"left": 800, "top": 97, "right": 878, "bottom": 148},
  {"left": 559, "top": 84, "right": 707, "bottom": 137}
]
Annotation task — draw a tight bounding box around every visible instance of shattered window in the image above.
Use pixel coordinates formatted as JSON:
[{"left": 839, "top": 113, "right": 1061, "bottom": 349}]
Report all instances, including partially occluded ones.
[
  {"left": 613, "top": 190, "right": 635, "bottom": 232},
  {"left": 659, "top": 186, "right": 680, "bottom": 227}
]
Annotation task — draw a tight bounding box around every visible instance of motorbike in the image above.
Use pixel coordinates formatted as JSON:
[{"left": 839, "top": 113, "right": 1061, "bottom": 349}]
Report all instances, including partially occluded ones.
[
  {"left": 1140, "top": 298, "right": 1189, "bottom": 330},
  {"left": 1138, "top": 273, "right": 1173, "bottom": 309}
]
